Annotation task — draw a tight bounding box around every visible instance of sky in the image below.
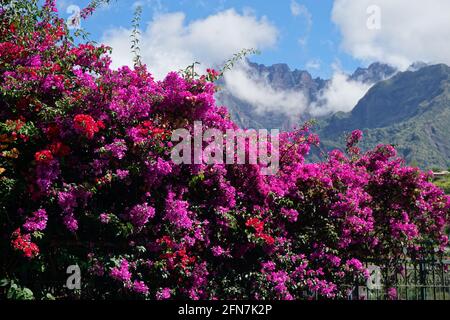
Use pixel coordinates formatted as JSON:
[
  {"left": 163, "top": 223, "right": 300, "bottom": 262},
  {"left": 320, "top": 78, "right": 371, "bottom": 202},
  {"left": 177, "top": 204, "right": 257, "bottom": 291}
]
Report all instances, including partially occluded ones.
[
  {"left": 57, "top": 0, "right": 450, "bottom": 78},
  {"left": 55, "top": 0, "right": 450, "bottom": 116},
  {"left": 56, "top": 0, "right": 362, "bottom": 79}
]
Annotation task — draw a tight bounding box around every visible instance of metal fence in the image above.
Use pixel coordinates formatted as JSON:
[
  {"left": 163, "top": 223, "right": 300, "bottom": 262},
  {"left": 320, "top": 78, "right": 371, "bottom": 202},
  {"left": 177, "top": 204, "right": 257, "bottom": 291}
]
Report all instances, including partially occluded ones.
[{"left": 349, "top": 256, "right": 450, "bottom": 300}]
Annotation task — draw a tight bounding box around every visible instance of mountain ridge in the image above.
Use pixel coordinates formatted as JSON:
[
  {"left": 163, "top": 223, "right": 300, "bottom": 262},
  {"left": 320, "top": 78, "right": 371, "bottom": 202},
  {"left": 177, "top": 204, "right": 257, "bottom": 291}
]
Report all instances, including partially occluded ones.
[
  {"left": 216, "top": 61, "right": 398, "bottom": 130},
  {"left": 217, "top": 61, "right": 449, "bottom": 169},
  {"left": 318, "top": 64, "right": 450, "bottom": 169}
]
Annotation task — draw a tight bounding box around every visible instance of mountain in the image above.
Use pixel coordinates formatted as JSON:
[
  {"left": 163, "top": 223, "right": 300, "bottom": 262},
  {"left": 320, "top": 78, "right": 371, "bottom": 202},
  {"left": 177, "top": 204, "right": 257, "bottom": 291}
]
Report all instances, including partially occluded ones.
[
  {"left": 215, "top": 61, "right": 326, "bottom": 129},
  {"left": 318, "top": 64, "right": 450, "bottom": 169},
  {"left": 350, "top": 62, "right": 397, "bottom": 83},
  {"left": 408, "top": 61, "right": 429, "bottom": 72},
  {"left": 215, "top": 61, "right": 396, "bottom": 130},
  {"left": 216, "top": 61, "right": 449, "bottom": 169},
  {"left": 244, "top": 61, "right": 327, "bottom": 99}
]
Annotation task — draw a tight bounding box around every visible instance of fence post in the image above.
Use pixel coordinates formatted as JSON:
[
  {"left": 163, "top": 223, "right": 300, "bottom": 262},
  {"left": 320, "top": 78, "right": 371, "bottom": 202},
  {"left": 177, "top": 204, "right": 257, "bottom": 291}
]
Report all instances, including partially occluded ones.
[{"left": 419, "top": 259, "right": 426, "bottom": 300}]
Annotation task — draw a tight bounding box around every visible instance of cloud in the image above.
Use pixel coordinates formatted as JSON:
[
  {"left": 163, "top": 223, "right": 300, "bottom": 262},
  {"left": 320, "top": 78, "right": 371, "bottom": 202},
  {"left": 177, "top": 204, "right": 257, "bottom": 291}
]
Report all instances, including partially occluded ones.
[
  {"left": 290, "top": 0, "right": 312, "bottom": 27},
  {"left": 290, "top": 1, "right": 312, "bottom": 47},
  {"left": 310, "top": 68, "right": 373, "bottom": 116},
  {"left": 306, "top": 59, "right": 321, "bottom": 70},
  {"left": 103, "top": 8, "right": 311, "bottom": 118},
  {"left": 223, "top": 61, "right": 371, "bottom": 118},
  {"left": 102, "top": 9, "right": 278, "bottom": 79},
  {"left": 298, "top": 36, "right": 308, "bottom": 48},
  {"left": 223, "top": 62, "right": 309, "bottom": 118},
  {"left": 101, "top": 4, "right": 373, "bottom": 118},
  {"left": 332, "top": 0, "right": 450, "bottom": 69}
]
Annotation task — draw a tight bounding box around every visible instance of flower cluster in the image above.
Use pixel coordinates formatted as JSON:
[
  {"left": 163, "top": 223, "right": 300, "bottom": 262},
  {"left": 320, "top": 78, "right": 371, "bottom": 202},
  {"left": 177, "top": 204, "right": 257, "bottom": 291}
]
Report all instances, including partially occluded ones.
[
  {"left": 34, "top": 150, "right": 53, "bottom": 163},
  {"left": 246, "top": 218, "right": 275, "bottom": 245},
  {"left": 127, "top": 203, "right": 155, "bottom": 229},
  {"left": 73, "top": 114, "right": 104, "bottom": 139},
  {"left": 23, "top": 209, "right": 48, "bottom": 232},
  {"left": 11, "top": 229, "right": 40, "bottom": 258},
  {"left": 0, "top": 1, "right": 448, "bottom": 300}
]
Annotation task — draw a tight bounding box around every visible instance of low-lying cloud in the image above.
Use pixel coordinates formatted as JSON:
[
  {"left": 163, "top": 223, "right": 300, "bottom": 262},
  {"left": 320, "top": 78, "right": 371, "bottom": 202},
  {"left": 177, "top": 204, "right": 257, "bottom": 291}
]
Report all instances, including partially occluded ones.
[
  {"left": 310, "top": 71, "right": 373, "bottom": 116},
  {"left": 223, "top": 61, "right": 374, "bottom": 118},
  {"left": 223, "top": 62, "right": 309, "bottom": 118}
]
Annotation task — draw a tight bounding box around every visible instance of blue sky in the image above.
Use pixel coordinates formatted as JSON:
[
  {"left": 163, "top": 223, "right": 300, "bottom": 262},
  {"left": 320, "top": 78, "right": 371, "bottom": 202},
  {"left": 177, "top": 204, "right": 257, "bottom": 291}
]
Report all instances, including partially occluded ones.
[
  {"left": 59, "top": 0, "right": 363, "bottom": 79},
  {"left": 57, "top": 0, "right": 450, "bottom": 80},
  {"left": 55, "top": 0, "right": 450, "bottom": 116}
]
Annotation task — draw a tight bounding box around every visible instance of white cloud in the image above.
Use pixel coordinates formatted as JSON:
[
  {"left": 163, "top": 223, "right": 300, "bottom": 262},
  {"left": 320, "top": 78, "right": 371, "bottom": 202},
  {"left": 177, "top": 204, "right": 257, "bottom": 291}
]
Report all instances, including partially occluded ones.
[
  {"left": 306, "top": 59, "right": 321, "bottom": 70},
  {"left": 332, "top": 0, "right": 450, "bottom": 69},
  {"left": 310, "top": 67, "right": 373, "bottom": 116},
  {"left": 102, "top": 9, "right": 278, "bottom": 79},
  {"left": 290, "top": 1, "right": 312, "bottom": 47},
  {"left": 223, "top": 62, "right": 309, "bottom": 118},
  {"left": 223, "top": 61, "right": 371, "bottom": 118},
  {"left": 290, "top": 0, "right": 301, "bottom": 16},
  {"left": 290, "top": 0, "right": 312, "bottom": 27},
  {"left": 101, "top": 4, "right": 376, "bottom": 118},
  {"left": 298, "top": 36, "right": 308, "bottom": 48}
]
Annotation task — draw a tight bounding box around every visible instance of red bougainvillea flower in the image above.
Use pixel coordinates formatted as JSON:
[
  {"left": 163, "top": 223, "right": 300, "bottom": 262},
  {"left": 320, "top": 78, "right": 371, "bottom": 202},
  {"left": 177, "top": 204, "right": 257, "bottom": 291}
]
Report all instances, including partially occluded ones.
[
  {"left": 246, "top": 218, "right": 264, "bottom": 234},
  {"left": 11, "top": 228, "right": 40, "bottom": 258},
  {"left": 140, "top": 121, "right": 168, "bottom": 138},
  {"left": 45, "top": 123, "right": 60, "bottom": 140},
  {"left": 157, "top": 235, "right": 175, "bottom": 249},
  {"left": 260, "top": 233, "right": 275, "bottom": 246},
  {"left": 245, "top": 218, "right": 275, "bottom": 245},
  {"left": 73, "top": 114, "right": 102, "bottom": 139},
  {"left": 177, "top": 249, "right": 196, "bottom": 269},
  {"left": 34, "top": 150, "right": 53, "bottom": 163},
  {"left": 96, "top": 120, "right": 105, "bottom": 130},
  {"left": 206, "top": 68, "right": 220, "bottom": 81},
  {"left": 50, "top": 141, "right": 71, "bottom": 157}
]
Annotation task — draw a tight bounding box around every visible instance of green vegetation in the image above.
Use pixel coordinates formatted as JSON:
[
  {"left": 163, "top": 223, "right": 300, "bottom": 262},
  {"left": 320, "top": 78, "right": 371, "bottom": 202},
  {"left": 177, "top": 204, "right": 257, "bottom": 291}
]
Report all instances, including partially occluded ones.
[
  {"left": 434, "top": 173, "right": 450, "bottom": 194},
  {"left": 319, "top": 64, "right": 450, "bottom": 170}
]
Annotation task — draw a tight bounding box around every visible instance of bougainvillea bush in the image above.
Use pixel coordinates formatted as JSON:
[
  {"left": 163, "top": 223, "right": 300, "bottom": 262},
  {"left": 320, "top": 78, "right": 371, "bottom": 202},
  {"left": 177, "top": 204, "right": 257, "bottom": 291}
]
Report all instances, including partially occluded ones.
[{"left": 0, "top": 1, "right": 449, "bottom": 300}]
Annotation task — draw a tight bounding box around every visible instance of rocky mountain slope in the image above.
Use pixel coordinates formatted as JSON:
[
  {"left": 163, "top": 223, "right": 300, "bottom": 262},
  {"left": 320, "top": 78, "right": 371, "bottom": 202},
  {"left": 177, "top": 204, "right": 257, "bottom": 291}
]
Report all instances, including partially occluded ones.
[
  {"left": 217, "top": 61, "right": 450, "bottom": 169},
  {"left": 318, "top": 64, "right": 450, "bottom": 169},
  {"left": 216, "top": 61, "right": 397, "bottom": 129}
]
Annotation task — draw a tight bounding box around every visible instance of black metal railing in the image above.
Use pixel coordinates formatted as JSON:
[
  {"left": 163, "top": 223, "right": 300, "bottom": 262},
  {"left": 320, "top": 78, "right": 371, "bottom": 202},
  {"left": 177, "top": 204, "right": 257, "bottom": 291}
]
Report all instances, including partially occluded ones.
[{"left": 349, "top": 256, "right": 450, "bottom": 300}]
